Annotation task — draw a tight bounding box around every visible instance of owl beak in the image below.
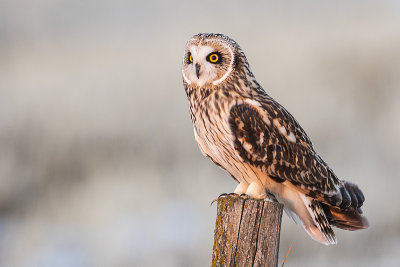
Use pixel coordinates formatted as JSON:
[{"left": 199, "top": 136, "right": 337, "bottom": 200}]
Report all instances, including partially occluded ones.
[{"left": 195, "top": 63, "right": 201, "bottom": 79}]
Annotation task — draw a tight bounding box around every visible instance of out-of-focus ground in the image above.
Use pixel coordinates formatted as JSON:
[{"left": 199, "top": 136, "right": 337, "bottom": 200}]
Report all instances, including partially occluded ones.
[{"left": 1, "top": 1, "right": 400, "bottom": 266}]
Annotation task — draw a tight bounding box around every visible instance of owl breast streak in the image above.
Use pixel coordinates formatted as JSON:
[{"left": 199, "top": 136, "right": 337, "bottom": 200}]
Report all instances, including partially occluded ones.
[{"left": 189, "top": 90, "right": 257, "bottom": 184}]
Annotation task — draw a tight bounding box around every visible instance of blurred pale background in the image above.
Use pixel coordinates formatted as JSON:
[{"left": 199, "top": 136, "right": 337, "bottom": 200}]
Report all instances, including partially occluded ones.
[{"left": 1, "top": 1, "right": 400, "bottom": 266}]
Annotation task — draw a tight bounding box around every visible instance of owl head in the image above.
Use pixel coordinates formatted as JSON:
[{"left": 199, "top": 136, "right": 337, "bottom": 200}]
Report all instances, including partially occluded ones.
[{"left": 182, "top": 33, "right": 250, "bottom": 88}]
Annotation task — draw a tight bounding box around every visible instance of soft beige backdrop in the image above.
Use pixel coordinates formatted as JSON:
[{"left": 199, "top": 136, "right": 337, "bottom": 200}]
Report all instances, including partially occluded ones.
[{"left": 1, "top": 1, "right": 399, "bottom": 266}]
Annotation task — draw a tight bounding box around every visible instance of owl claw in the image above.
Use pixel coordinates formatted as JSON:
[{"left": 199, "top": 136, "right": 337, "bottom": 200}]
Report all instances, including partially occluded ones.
[
  {"left": 211, "top": 194, "right": 226, "bottom": 205},
  {"left": 211, "top": 192, "right": 277, "bottom": 205},
  {"left": 211, "top": 193, "right": 242, "bottom": 205}
]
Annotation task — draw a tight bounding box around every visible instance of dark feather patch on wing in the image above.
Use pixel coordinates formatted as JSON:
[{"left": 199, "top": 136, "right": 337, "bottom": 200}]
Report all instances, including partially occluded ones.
[{"left": 229, "top": 102, "right": 341, "bottom": 201}]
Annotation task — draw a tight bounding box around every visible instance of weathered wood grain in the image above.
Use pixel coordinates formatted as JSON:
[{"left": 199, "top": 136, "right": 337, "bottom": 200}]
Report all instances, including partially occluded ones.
[{"left": 211, "top": 195, "right": 283, "bottom": 267}]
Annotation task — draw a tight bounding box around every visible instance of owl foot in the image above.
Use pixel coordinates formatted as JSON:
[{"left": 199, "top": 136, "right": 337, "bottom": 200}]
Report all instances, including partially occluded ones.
[
  {"left": 218, "top": 193, "right": 240, "bottom": 198},
  {"left": 211, "top": 193, "right": 241, "bottom": 205},
  {"left": 234, "top": 182, "right": 249, "bottom": 195},
  {"left": 239, "top": 193, "right": 249, "bottom": 199},
  {"left": 245, "top": 182, "right": 267, "bottom": 199}
]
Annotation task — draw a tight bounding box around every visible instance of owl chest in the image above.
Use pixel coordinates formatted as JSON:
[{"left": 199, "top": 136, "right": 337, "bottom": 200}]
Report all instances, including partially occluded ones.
[{"left": 191, "top": 100, "right": 237, "bottom": 167}]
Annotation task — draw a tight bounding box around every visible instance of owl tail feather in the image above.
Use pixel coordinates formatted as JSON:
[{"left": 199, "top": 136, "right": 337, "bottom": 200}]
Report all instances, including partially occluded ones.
[
  {"left": 321, "top": 204, "right": 370, "bottom": 231},
  {"left": 282, "top": 191, "right": 337, "bottom": 245},
  {"left": 299, "top": 195, "right": 337, "bottom": 245}
]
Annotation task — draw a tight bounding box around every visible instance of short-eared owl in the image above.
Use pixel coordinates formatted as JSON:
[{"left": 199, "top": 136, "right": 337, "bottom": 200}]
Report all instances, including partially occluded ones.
[{"left": 182, "top": 33, "right": 369, "bottom": 245}]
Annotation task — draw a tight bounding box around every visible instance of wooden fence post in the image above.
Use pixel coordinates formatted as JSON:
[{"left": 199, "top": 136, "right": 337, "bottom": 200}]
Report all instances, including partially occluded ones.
[{"left": 211, "top": 195, "right": 284, "bottom": 267}]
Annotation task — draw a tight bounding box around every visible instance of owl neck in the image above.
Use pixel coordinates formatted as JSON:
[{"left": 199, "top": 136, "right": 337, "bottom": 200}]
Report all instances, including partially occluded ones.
[
  {"left": 221, "top": 67, "right": 266, "bottom": 98},
  {"left": 185, "top": 76, "right": 264, "bottom": 103}
]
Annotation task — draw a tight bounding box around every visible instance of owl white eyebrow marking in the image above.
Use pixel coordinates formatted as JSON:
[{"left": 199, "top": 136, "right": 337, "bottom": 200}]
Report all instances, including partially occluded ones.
[{"left": 212, "top": 44, "right": 234, "bottom": 85}]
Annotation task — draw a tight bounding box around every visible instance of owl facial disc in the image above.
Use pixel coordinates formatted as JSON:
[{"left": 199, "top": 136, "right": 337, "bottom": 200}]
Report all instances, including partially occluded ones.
[{"left": 182, "top": 36, "right": 235, "bottom": 87}]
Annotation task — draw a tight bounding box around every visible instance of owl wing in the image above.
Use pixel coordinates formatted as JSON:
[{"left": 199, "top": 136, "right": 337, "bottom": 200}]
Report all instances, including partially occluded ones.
[{"left": 229, "top": 98, "right": 343, "bottom": 203}]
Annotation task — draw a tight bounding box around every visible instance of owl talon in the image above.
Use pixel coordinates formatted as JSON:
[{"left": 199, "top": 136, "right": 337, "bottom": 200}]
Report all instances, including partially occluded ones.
[
  {"left": 211, "top": 193, "right": 227, "bottom": 205},
  {"left": 211, "top": 193, "right": 240, "bottom": 205}
]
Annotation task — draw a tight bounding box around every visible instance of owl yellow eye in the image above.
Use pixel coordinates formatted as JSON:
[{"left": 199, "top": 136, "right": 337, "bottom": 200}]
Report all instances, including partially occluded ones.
[
  {"left": 189, "top": 54, "right": 193, "bottom": 63},
  {"left": 207, "top": 53, "right": 220, "bottom": 63}
]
